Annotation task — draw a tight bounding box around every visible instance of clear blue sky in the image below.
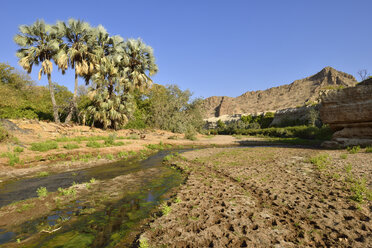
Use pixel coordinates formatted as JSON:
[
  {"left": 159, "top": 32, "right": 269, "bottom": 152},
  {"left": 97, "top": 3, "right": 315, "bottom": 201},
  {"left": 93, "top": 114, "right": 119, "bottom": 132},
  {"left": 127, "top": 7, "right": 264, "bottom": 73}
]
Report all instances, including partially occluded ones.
[{"left": 2, "top": 0, "right": 371, "bottom": 98}]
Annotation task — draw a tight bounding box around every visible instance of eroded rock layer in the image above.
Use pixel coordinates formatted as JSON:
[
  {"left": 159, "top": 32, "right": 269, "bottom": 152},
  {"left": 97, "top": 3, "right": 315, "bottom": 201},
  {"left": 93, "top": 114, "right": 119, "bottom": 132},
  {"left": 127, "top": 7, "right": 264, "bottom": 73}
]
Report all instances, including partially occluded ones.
[{"left": 320, "top": 79, "right": 372, "bottom": 148}]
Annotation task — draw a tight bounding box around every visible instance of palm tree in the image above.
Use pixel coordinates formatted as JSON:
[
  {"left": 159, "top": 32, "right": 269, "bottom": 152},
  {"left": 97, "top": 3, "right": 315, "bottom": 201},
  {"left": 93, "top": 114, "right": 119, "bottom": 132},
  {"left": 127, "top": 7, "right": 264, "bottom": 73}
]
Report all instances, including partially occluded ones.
[
  {"left": 84, "top": 26, "right": 158, "bottom": 129},
  {"left": 54, "top": 19, "right": 94, "bottom": 123},
  {"left": 14, "top": 20, "right": 61, "bottom": 123},
  {"left": 120, "top": 38, "right": 158, "bottom": 92}
]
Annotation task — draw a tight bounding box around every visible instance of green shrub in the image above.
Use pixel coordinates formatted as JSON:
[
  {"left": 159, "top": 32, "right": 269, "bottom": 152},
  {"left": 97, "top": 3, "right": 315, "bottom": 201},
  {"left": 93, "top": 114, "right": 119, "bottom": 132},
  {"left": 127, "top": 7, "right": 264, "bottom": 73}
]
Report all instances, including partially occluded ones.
[
  {"left": 103, "top": 134, "right": 116, "bottom": 146},
  {"left": 36, "top": 187, "right": 48, "bottom": 198},
  {"left": 366, "top": 146, "right": 372, "bottom": 153},
  {"left": 58, "top": 187, "right": 76, "bottom": 197},
  {"left": 184, "top": 127, "right": 197, "bottom": 141},
  {"left": 138, "top": 238, "right": 149, "bottom": 248},
  {"left": 347, "top": 146, "right": 360, "bottom": 154},
  {"left": 106, "top": 154, "right": 114, "bottom": 160},
  {"left": 13, "top": 146, "right": 24, "bottom": 153},
  {"left": 38, "top": 171, "right": 49, "bottom": 177},
  {"left": 340, "top": 154, "right": 348, "bottom": 159},
  {"left": 1, "top": 152, "right": 21, "bottom": 166},
  {"left": 0, "top": 124, "right": 9, "bottom": 142},
  {"left": 161, "top": 202, "right": 171, "bottom": 216},
  {"left": 30, "top": 141, "right": 58, "bottom": 152},
  {"left": 63, "top": 143, "right": 79, "bottom": 150},
  {"left": 117, "top": 151, "right": 128, "bottom": 158},
  {"left": 213, "top": 125, "right": 333, "bottom": 140},
  {"left": 309, "top": 154, "right": 330, "bottom": 170}
]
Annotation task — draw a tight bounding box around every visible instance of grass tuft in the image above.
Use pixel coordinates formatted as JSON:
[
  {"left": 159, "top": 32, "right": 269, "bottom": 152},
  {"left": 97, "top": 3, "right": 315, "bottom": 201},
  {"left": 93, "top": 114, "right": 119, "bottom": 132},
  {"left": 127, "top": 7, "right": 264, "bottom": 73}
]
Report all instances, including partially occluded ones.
[
  {"left": 36, "top": 187, "right": 48, "bottom": 198},
  {"left": 30, "top": 141, "right": 58, "bottom": 152}
]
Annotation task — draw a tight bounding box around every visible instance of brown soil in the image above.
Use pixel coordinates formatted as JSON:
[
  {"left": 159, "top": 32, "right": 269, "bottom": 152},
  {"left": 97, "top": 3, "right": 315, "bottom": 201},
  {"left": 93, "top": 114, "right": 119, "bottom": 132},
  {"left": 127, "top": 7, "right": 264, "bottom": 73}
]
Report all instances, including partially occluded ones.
[
  {"left": 140, "top": 147, "right": 372, "bottom": 247},
  {"left": 0, "top": 119, "right": 250, "bottom": 181}
]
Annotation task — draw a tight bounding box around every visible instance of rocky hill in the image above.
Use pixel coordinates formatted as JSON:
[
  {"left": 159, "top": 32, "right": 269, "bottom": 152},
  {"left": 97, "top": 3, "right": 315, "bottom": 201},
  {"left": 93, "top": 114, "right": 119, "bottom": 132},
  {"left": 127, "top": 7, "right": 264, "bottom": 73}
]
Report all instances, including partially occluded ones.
[{"left": 203, "top": 67, "right": 357, "bottom": 118}]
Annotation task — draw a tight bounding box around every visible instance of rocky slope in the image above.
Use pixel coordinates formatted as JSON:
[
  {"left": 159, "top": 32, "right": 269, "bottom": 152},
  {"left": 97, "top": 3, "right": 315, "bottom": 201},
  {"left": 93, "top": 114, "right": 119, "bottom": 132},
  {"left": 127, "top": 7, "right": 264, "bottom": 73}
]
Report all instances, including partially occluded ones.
[
  {"left": 203, "top": 67, "right": 357, "bottom": 118},
  {"left": 320, "top": 78, "right": 372, "bottom": 148}
]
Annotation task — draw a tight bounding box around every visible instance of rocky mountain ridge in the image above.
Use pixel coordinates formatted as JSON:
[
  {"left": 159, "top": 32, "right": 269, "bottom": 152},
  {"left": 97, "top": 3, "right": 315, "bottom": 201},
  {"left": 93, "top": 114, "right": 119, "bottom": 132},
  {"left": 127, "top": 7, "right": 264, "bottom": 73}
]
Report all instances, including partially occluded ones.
[{"left": 203, "top": 67, "right": 357, "bottom": 118}]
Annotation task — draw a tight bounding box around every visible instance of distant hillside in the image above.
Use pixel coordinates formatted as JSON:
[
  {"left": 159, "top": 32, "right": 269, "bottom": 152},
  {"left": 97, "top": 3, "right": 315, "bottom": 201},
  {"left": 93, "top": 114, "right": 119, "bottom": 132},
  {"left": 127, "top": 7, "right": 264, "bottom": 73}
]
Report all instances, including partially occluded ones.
[{"left": 203, "top": 67, "right": 357, "bottom": 118}]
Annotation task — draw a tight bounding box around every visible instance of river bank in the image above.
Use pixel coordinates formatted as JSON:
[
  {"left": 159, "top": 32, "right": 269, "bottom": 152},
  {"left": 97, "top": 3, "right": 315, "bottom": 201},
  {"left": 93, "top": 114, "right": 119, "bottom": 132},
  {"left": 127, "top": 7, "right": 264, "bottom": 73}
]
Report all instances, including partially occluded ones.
[{"left": 140, "top": 147, "right": 371, "bottom": 247}]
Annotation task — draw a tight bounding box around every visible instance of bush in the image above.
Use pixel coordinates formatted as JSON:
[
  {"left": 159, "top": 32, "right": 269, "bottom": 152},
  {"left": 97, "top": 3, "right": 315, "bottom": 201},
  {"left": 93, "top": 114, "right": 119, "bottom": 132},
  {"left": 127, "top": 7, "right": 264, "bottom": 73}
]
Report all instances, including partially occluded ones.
[
  {"left": 347, "top": 146, "right": 360, "bottom": 154},
  {"left": 0, "top": 124, "right": 9, "bottom": 142},
  {"left": 30, "top": 141, "right": 58, "bottom": 152},
  {"left": 366, "top": 146, "right": 372, "bottom": 153},
  {"left": 1, "top": 152, "right": 21, "bottom": 166},
  {"left": 36, "top": 187, "right": 48, "bottom": 198},
  {"left": 13, "top": 146, "right": 24, "bottom": 153},
  {"left": 184, "top": 127, "right": 197, "bottom": 141},
  {"left": 212, "top": 125, "right": 333, "bottom": 140}
]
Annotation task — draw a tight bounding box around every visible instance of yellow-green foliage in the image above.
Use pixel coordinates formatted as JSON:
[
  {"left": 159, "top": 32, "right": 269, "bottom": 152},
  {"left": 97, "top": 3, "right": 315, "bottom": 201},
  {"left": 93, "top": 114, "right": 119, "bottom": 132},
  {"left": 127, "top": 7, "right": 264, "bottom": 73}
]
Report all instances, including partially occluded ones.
[
  {"left": 309, "top": 153, "right": 330, "bottom": 170},
  {"left": 30, "top": 141, "right": 58, "bottom": 152},
  {"left": 0, "top": 124, "right": 9, "bottom": 142},
  {"left": 0, "top": 63, "right": 73, "bottom": 120}
]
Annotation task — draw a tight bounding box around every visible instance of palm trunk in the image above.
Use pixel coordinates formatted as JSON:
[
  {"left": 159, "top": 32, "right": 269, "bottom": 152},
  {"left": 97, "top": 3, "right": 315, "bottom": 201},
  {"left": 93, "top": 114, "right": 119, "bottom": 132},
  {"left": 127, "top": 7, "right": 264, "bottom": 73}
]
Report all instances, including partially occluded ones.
[
  {"left": 47, "top": 73, "right": 60, "bottom": 123},
  {"left": 65, "top": 72, "right": 79, "bottom": 123}
]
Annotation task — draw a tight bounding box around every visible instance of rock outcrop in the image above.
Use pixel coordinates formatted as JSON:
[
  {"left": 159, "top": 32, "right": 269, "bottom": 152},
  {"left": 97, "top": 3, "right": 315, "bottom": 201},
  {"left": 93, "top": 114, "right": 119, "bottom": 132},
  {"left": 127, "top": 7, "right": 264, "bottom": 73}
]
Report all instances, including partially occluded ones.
[
  {"left": 320, "top": 78, "right": 372, "bottom": 148},
  {"left": 203, "top": 67, "right": 357, "bottom": 118}
]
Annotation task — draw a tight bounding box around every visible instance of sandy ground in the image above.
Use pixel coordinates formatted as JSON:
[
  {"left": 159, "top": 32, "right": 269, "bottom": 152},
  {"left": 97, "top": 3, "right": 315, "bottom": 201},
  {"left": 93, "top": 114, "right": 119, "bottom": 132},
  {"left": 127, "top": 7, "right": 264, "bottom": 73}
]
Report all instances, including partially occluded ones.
[{"left": 140, "top": 147, "right": 372, "bottom": 248}]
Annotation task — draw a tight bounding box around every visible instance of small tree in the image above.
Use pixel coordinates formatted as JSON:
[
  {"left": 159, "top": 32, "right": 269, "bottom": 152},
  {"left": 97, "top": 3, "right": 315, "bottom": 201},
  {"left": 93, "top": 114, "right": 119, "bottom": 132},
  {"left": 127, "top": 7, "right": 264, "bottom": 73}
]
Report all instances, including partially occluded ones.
[{"left": 357, "top": 69, "right": 369, "bottom": 81}]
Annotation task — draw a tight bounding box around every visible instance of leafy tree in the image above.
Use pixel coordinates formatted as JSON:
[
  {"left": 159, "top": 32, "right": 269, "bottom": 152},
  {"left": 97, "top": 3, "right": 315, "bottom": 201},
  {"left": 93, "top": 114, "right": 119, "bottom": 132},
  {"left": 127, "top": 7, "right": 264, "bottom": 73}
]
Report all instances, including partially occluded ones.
[
  {"left": 54, "top": 19, "right": 95, "bottom": 123},
  {"left": 0, "top": 63, "right": 73, "bottom": 120},
  {"left": 216, "top": 119, "right": 226, "bottom": 129},
  {"left": 14, "top": 20, "right": 62, "bottom": 123},
  {"left": 145, "top": 84, "right": 204, "bottom": 133}
]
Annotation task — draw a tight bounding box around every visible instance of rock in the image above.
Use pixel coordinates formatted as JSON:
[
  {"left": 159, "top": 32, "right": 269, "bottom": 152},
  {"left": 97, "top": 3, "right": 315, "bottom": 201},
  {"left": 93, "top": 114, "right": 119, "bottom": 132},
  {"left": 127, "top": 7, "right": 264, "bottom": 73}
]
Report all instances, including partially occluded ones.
[
  {"left": 202, "top": 67, "right": 357, "bottom": 118},
  {"left": 320, "top": 78, "right": 372, "bottom": 148}
]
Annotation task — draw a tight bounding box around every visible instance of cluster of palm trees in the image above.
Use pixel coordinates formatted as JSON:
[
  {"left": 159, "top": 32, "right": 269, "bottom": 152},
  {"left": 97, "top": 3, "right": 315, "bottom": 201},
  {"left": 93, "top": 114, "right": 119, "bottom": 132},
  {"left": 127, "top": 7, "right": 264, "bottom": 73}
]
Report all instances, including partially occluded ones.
[{"left": 14, "top": 19, "right": 158, "bottom": 129}]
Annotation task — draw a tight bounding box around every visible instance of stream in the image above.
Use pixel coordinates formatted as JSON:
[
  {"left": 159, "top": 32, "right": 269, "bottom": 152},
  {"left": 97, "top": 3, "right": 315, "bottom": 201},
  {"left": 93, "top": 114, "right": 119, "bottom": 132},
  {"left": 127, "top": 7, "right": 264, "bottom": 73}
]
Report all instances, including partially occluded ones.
[{"left": 0, "top": 149, "right": 187, "bottom": 247}]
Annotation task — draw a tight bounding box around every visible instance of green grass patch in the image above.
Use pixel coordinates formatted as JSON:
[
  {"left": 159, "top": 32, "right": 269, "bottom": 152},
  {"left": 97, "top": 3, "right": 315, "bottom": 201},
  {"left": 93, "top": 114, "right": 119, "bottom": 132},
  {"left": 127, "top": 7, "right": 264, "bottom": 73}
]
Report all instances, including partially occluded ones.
[
  {"left": 347, "top": 146, "right": 360, "bottom": 154},
  {"left": 161, "top": 202, "right": 171, "bottom": 216},
  {"left": 350, "top": 178, "right": 370, "bottom": 203},
  {"left": 58, "top": 187, "right": 77, "bottom": 197},
  {"left": 30, "top": 141, "right": 58, "bottom": 152},
  {"left": 38, "top": 171, "right": 49, "bottom": 177},
  {"left": 63, "top": 143, "right": 80, "bottom": 150},
  {"left": 0, "top": 124, "right": 9, "bottom": 142},
  {"left": 36, "top": 187, "right": 48, "bottom": 198},
  {"left": 1, "top": 151, "right": 21, "bottom": 166},
  {"left": 13, "top": 146, "right": 24, "bottom": 153},
  {"left": 309, "top": 153, "right": 330, "bottom": 170},
  {"left": 86, "top": 141, "right": 104, "bottom": 148},
  {"left": 340, "top": 154, "right": 348, "bottom": 159},
  {"left": 17, "top": 203, "right": 35, "bottom": 213},
  {"left": 365, "top": 146, "right": 372, "bottom": 153}
]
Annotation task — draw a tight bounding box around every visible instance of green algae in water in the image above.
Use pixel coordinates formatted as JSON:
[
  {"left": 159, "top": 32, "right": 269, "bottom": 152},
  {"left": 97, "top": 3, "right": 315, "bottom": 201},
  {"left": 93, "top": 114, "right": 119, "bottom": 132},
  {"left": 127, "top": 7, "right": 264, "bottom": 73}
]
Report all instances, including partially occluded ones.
[
  {"left": 29, "top": 167, "right": 183, "bottom": 247},
  {"left": 40, "top": 231, "right": 95, "bottom": 248}
]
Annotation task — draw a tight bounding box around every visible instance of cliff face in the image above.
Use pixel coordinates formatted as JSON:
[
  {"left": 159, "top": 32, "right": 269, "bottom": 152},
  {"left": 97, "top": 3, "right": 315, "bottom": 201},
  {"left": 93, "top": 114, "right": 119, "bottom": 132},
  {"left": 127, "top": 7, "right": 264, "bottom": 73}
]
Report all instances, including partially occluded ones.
[
  {"left": 203, "top": 67, "right": 357, "bottom": 118},
  {"left": 320, "top": 78, "right": 372, "bottom": 148}
]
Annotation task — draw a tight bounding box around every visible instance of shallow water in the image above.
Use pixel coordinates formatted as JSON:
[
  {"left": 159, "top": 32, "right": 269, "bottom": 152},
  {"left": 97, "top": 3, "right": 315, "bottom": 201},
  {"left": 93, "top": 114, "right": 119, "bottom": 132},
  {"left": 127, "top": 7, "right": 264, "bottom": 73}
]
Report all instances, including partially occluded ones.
[
  {"left": 0, "top": 150, "right": 178, "bottom": 207},
  {"left": 0, "top": 149, "right": 186, "bottom": 246}
]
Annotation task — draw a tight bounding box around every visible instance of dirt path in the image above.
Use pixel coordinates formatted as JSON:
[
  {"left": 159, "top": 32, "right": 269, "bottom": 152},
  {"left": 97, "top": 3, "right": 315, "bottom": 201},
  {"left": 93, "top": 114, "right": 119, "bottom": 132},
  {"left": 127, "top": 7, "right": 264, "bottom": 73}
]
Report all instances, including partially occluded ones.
[{"left": 140, "top": 147, "right": 372, "bottom": 247}]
